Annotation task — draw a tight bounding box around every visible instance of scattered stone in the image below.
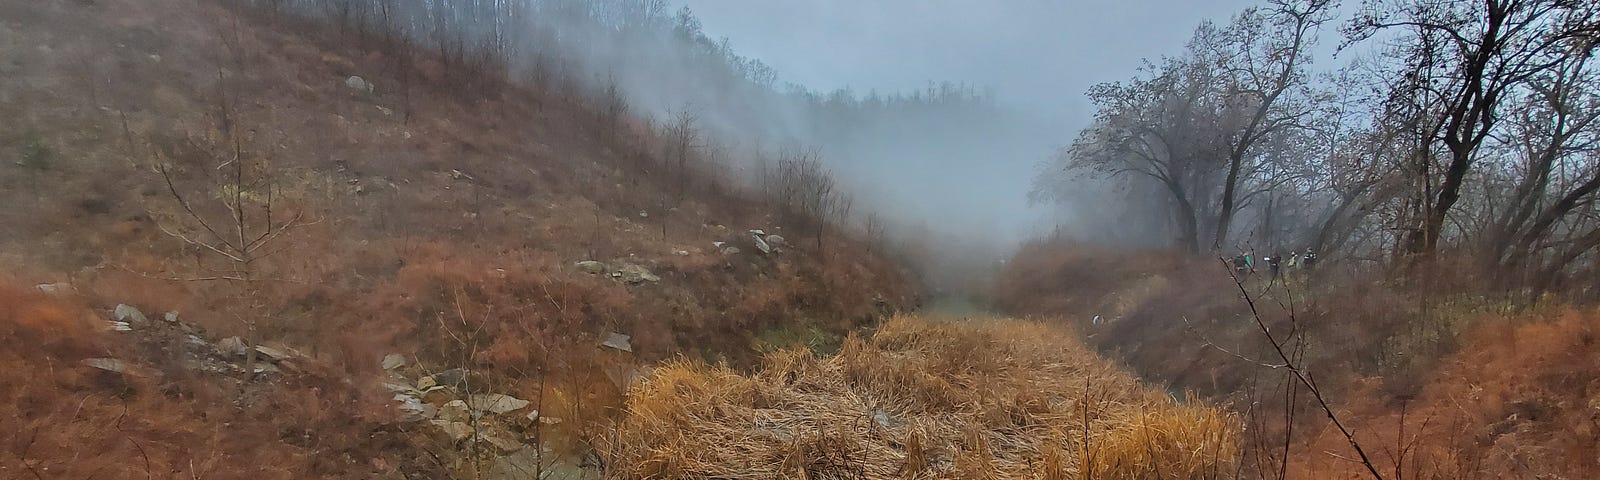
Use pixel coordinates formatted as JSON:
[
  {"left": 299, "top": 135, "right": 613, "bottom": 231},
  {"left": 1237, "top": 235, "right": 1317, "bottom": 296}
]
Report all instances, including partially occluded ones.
[
  {"left": 186, "top": 334, "right": 208, "bottom": 346},
  {"left": 254, "top": 363, "right": 281, "bottom": 374},
  {"left": 382, "top": 353, "right": 406, "bottom": 370},
  {"left": 375, "top": 105, "right": 393, "bottom": 116},
  {"left": 721, "top": 247, "right": 741, "bottom": 255},
  {"left": 765, "top": 235, "right": 787, "bottom": 248},
  {"left": 439, "top": 400, "right": 471, "bottom": 422},
  {"left": 421, "top": 386, "right": 455, "bottom": 405},
  {"left": 34, "top": 283, "right": 72, "bottom": 295},
  {"left": 637, "top": 211, "right": 648, "bottom": 218},
  {"left": 674, "top": 249, "right": 690, "bottom": 256},
  {"left": 254, "top": 345, "right": 292, "bottom": 362},
  {"left": 617, "top": 264, "right": 660, "bottom": 284},
  {"left": 749, "top": 229, "right": 766, "bottom": 236},
  {"left": 430, "top": 420, "right": 473, "bottom": 443},
  {"left": 516, "top": 409, "right": 541, "bottom": 429},
  {"left": 478, "top": 428, "right": 525, "bottom": 453},
  {"left": 712, "top": 241, "right": 726, "bottom": 248},
  {"left": 105, "top": 321, "right": 132, "bottom": 332},
  {"left": 431, "top": 368, "right": 467, "bottom": 389},
  {"left": 394, "top": 394, "right": 435, "bottom": 422},
  {"left": 469, "top": 393, "right": 530, "bottom": 415},
  {"left": 752, "top": 234, "right": 772, "bottom": 255},
  {"left": 113, "top": 304, "right": 148, "bottom": 325},
  {"left": 163, "top": 311, "right": 179, "bottom": 323},
  {"left": 600, "top": 332, "right": 633, "bottom": 353},
  {"left": 344, "top": 75, "right": 374, "bottom": 94},
  {"left": 382, "top": 382, "right": 421, "bottom": 396},
  {"left": 82, "top": 358, "right": 127, "bottom": 373},
  {"left": 416, "top": 375, "right": 438, "bottom": 390},
  {"left": 216, "top": 336, "right": 248, "bottom": 357},
  {"left": 574, "top": 260, "right": 607, "bottom": 275}
]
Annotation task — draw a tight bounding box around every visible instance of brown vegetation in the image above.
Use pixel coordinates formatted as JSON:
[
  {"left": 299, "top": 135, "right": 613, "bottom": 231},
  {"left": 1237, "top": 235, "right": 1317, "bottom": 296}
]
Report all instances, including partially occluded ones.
[{"left": 604, "top": 314, "right": 1237, "bottom": 479}]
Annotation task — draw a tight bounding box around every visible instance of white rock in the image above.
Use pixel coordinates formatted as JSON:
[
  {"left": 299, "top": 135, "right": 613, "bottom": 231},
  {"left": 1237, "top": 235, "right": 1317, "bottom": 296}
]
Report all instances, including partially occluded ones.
[
  {"left": 344, "top": 75, "right": 373, "bottom": 93},
  {"left": 254, "top": 345, "right": 292, "bottom": 362},
  {"left": 469, "top": 393, "right": 530, "bottom": 415},
  {"left": 82, "top": 358, "right": 126, "bottom": 373},
  {"left": 113, "top": 304, "right": 148, "bottom": 325},
  {"left": 34, "top": 283, "right": 72, "bottom": 295},
  {"left": 105, "top": 321, "right": 132, "bottom": 332}
]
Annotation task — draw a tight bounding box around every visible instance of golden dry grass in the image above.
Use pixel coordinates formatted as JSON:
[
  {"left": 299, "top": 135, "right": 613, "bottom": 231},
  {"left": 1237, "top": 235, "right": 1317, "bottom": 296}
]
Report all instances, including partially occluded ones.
[{"left": 604, "top": 315, "right": 1237, "bottom": 479}]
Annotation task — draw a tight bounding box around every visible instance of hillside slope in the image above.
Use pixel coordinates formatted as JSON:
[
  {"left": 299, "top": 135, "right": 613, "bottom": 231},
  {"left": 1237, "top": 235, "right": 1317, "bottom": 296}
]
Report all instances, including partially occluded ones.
[{"left": 0, "top": 0, "right": 914, "bottom": 477}]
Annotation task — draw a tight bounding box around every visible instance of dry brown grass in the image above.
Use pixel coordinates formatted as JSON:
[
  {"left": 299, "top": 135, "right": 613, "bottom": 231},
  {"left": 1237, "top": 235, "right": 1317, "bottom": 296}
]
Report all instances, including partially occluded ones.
[{"left": 603, "top": 314, "right": 1237, "bottom": 479}]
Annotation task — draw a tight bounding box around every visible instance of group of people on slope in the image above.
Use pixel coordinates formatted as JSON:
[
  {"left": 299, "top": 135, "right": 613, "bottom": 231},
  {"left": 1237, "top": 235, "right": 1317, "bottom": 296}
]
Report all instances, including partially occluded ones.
[{"left": 1232, "top": 248, "right": 1316, "bottom": 281}]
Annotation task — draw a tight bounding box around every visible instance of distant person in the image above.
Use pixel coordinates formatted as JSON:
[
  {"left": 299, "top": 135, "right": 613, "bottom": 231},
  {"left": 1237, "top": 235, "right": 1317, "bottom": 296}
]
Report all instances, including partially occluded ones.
[
  {"left": 1286, "top": 250, "right": 1299, "bottom": 269},
  {"left": 1302, "top": 249, "right": 1318, "bottom": 270},
  {"left": 1266, "top": 254, "right": 1281, "bottom": 280},
  {"left": 1233, "top": 254, "right": 1250, "bottom": 276}
]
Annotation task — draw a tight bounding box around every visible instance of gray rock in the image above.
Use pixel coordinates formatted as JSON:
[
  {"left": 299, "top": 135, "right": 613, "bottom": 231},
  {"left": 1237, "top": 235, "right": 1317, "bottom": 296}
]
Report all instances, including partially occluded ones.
[
  {"left": 431, "top": 368, "right": 467, "bottom": 389},
  {"left": 344, "top": 75, "right": 374, "bottom": 93},
  {"left": 617, "top": 264, "right": 659, "bottom": 284},
  {"left": 381, "top": 353, "right": 406, "bottom": 370},
  {"left": 216, "top": 336, "right": 248, "bottom": 357},
  {"left": 574, "top": 260, "right": 607, "bottom": 275},
  {"left": 394, "top": 394, "right": 436, "bottom": 422},
  {"left": 600, "top": 332, "right": 633, "bottom": 353},
  {"left": 478, "top": 428, "right": 525, "bottom": 453},
  {"left": 748, "top": 229, "right": 766, "bottom": 236},
  {"left": 254, "top": 345, "right": 292, "bottom": 362},
  {"left": 469, "top": 393, "right": 530, "bottom": 415},
  {"left": 82, "top": 358, "right": 127, "bottom": 373},
  {"left": 163, "top": 311, "right": 180, "bottom": 323},
  {"left": 382, "top": 382, "right": 421, "bottom": 396},
  {"left": 765, "top": 235, "right": 787, "bottom": 248},
  {"left": 430, "top": 420, "right": 473, "bottom": 443},
  {"left": 721, "top": 246, "right": 741, "bottom": 255},
  {"left": 751, "top": 234, "right": 771, "bottom": 254},
  {"left": 113, "top": 304, "right": 148, "bottom": 325},
  {"left": 439, "top": 400, "right": 471, "bottom": 422}
]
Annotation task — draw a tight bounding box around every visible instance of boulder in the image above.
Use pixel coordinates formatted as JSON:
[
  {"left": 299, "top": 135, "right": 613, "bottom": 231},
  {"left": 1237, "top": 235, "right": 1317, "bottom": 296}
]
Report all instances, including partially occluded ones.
[
  {"left": 617, "top": 264, "right": 659, "bottom": 284},
  {"left": 574, "top": 260, "right": 607, "bottom": 275},
  {"left": 381, "top": 353, "right": 406, "bottom": 370},
  {"left": 216, "top": 337, "right": 249, "bottom": 357},
  {"left": 113, "top": 304, "right": 148, "bottom": 326},
  {"left": 163, "top": 311, "right": 180, "bottom": 323},
  {"left": 416, "top": 375, "right": 438, "bottom": 390},
  {"left": 515, "top": 409, "right": 541, "bottom": 430},
  {"left": 469, "top": 393, "right": 530, "bottom": 415},
  {"left": 600, "top": 332, "right": 633, "bottom": 353},
  {"left": 751, "top": 234, "right": 771, "bottom": 254},
  {"left": 439, "top": 400, "right": 471, "bottom": 423},
  {"left": 344, "top": 75, "right": 374, "bottom": 94},
  {"left": 765, "top": 235, "right": 787, "bottom": 248}
]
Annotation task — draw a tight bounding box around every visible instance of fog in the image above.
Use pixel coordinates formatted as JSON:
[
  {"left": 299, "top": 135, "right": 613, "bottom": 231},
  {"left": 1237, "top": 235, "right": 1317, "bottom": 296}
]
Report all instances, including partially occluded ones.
[{"left": 673, "top": 0, "right": 1258, "bottom": 243}]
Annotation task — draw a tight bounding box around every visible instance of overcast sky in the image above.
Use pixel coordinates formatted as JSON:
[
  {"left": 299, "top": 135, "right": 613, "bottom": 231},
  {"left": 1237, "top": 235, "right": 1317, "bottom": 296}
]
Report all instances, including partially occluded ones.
[{"left": 675, "top": 0, "right": 1257, "bottom": 121}]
